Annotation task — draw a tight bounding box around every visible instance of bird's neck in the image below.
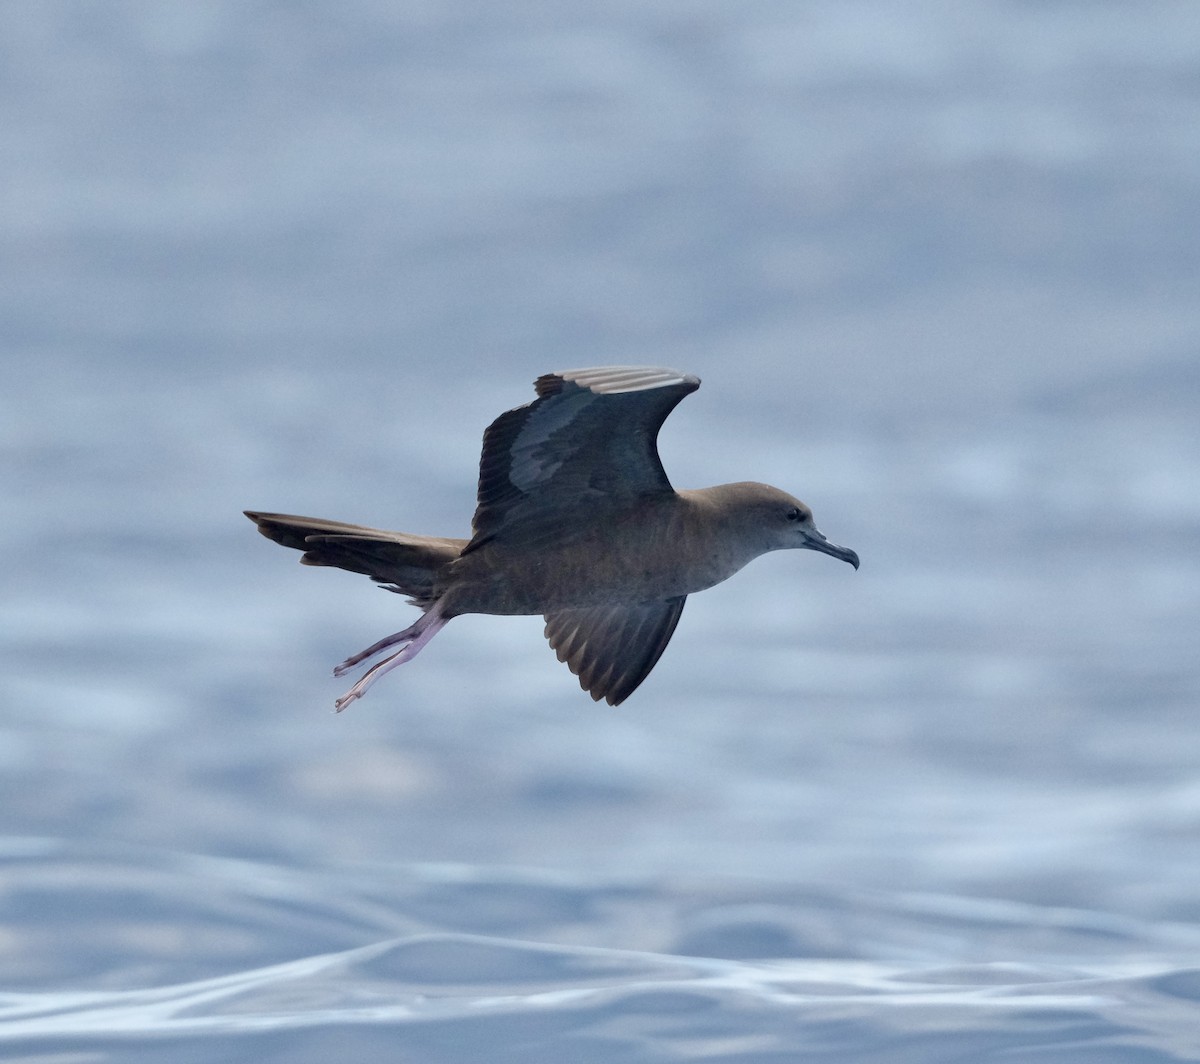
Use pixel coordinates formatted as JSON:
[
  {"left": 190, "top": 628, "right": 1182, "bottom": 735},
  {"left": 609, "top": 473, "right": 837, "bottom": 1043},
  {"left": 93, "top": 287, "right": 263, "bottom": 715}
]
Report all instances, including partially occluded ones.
[{"left": 671, "top": 486, "right": 770, "bottom": 588}]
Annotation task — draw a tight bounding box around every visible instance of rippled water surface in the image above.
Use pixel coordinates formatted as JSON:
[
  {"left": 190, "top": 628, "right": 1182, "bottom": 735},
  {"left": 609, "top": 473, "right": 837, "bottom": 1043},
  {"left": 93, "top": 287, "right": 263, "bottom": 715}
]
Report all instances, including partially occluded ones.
[{"left": 3, "top": 2, "right": 1200, "bottom": 1060}]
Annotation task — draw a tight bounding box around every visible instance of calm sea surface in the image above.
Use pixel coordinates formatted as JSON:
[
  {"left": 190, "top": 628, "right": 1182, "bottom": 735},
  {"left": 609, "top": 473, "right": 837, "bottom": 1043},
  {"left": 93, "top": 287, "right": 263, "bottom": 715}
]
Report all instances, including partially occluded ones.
[{"left": 3, "top": 3, "right": 1200, "bottom": 1060}]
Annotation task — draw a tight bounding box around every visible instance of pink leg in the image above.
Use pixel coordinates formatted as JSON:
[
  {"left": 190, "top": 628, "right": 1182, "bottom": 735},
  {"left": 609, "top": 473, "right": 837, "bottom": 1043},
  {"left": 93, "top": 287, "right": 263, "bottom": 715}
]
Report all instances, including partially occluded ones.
[
  {"left": 334, "top": 622, "right": 426, "bottom": 676},
  {"left": 332, "top": 605, "right": 449, "bottom": 712}
]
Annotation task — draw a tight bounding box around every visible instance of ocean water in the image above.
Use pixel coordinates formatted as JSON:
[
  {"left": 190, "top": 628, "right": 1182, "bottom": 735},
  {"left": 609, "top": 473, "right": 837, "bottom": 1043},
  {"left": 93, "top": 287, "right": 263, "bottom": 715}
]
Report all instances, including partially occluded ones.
[{"left": 3, "top": 2, "right": 1200, "bottom": 1060}]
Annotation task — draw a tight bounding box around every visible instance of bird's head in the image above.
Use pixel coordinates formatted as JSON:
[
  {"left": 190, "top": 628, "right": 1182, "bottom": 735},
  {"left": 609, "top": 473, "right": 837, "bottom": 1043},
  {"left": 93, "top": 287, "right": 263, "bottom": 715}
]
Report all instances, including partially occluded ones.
[{"left": 721, "top": 482, "right": 860, "bottom": 569}]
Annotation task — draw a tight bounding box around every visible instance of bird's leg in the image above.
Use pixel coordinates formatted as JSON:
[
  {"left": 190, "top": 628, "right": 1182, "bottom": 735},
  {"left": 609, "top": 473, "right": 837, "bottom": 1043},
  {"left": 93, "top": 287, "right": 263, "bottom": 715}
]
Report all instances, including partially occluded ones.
[
  {"left": 334, "top": 625, "right": 422, "bottom": 675},
  {"left": 332, "top": 604, "right": 448, "bottom": 712}
]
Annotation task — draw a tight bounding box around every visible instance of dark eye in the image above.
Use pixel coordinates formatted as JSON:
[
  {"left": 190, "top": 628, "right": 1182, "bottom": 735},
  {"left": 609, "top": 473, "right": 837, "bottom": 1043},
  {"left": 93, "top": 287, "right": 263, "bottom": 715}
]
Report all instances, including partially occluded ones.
[{"left": 785, "top": 507, "right": 801, "bottom": 522}]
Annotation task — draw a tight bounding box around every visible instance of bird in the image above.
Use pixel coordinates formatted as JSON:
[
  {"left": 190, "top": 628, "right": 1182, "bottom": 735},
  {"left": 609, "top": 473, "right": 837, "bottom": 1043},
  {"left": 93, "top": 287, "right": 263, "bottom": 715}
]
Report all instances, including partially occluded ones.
[{"left": 245, "top": 366, "right": 858, "bottom": 709}]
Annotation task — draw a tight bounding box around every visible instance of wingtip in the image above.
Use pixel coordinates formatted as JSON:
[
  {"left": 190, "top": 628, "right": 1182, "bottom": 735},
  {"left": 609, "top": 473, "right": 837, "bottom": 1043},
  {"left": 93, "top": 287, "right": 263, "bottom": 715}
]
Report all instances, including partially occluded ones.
[
  {"left": 546, "top": 366, "right": 701, "bottom": 396},
  {"left": 581, "top": 678, "right": 626, "bottom": 707}
]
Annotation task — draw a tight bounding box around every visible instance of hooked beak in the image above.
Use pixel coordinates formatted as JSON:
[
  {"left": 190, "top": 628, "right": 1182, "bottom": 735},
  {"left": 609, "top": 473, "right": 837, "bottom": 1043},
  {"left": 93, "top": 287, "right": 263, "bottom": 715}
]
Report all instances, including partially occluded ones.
[{"left": 802, "top": 527, "right": 860, "bottom": 570}]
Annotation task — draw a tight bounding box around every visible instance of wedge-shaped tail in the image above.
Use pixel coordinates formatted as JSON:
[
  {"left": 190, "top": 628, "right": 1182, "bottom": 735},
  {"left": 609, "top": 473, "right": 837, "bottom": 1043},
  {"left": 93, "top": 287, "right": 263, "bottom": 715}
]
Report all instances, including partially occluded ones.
[{"left": 244, "top": 511, "right": 466, "bottom": 606}]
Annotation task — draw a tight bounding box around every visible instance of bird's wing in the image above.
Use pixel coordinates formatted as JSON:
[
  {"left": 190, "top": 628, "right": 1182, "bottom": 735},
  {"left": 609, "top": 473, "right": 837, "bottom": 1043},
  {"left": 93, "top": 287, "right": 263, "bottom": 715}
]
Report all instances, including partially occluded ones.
[
  {"left": 543, "top": 597, "right": 686, "bottom": 706},
  {"left": 466, "top": 366, "right": 700, "bottom": 551}
]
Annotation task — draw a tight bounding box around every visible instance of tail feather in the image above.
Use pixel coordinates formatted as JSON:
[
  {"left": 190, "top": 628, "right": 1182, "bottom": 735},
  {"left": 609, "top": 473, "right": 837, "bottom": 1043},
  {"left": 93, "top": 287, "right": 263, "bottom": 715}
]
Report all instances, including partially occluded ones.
[{"left": 244, "top": 511, "right": 466, "bottom": 604}]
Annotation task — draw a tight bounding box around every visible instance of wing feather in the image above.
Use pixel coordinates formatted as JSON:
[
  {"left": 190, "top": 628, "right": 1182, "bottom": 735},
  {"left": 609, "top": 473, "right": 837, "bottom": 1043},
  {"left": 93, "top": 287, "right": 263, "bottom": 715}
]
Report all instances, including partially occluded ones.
[
  {"left": 467, "top": 367, "right": 699, "bottom": 552},
  {"left": 543, "top": 597, "right": 686, "bottom": 706}
]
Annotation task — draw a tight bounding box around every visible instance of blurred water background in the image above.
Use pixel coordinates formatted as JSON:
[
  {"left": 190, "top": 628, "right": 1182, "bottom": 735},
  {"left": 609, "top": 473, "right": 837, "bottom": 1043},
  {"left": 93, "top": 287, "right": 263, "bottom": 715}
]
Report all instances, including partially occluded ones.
[{"left": 3, "top": 2, "right": 1200, "bottom": 1060}]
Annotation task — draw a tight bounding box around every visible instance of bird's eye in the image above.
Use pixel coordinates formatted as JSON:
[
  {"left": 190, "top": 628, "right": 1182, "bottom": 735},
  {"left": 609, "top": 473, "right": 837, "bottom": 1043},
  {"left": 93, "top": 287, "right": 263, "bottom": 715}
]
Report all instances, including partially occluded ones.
[{"left": 785, "top": 507, "right": 801, "bottom": 521}]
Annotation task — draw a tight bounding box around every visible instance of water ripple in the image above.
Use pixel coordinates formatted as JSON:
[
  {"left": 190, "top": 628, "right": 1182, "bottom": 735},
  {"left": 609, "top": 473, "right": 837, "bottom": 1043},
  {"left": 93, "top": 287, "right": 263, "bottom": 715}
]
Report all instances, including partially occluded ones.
[{"left": 1, "top": 842, "right": 1197, "bottom": 1061}]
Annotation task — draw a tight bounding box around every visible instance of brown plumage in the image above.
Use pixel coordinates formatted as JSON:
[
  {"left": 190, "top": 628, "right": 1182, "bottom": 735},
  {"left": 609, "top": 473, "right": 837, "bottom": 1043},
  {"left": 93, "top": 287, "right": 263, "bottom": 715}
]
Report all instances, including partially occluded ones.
[{"left": 246, "top": 366, "right": 858, "bottom": 709}]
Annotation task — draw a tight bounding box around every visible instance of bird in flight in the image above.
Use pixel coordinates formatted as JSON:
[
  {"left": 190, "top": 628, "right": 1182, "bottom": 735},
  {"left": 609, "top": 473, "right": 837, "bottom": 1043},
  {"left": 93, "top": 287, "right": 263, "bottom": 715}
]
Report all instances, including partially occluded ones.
[{"left": 246, "top": 366, "right": 858, "bottom": 709}]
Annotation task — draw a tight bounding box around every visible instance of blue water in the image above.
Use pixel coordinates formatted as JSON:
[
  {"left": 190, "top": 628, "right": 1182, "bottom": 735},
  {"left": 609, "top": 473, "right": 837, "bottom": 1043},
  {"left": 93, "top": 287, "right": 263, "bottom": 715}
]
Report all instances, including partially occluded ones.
[{"left": 3, "top": 2, "right": 1200, "bottom": 1060}]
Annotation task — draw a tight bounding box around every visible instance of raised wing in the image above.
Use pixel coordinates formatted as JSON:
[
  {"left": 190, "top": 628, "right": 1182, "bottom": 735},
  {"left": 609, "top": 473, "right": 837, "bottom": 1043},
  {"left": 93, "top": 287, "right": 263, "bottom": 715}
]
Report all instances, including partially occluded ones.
[
  {"left": 467, "top": 366, "right": 699, "bottom": 552},
  {"left": 543, "top": 597, "right": 686, "bottom": 706}
]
